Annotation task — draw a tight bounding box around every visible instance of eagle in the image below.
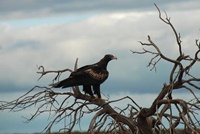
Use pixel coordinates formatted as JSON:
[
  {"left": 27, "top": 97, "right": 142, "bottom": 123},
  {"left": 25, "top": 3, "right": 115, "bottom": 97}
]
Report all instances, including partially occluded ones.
[{"left": 52, "top": 54, "right": 117, "bottom": 98}]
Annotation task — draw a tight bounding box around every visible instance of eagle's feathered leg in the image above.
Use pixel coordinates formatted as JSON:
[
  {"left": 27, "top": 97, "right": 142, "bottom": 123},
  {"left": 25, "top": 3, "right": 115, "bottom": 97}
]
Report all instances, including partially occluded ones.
[
  {"left": 83, "top": 85, "right": 94, "bottom": 97},
  {"left": 93, "top": 85, "right": 101, "bottom": 98}
]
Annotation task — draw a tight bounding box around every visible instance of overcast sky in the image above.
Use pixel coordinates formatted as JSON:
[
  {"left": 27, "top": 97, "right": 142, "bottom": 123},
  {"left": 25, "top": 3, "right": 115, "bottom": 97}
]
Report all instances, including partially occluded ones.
[{"left": 1, "top": 0, "right": 200, "bottom": 133}]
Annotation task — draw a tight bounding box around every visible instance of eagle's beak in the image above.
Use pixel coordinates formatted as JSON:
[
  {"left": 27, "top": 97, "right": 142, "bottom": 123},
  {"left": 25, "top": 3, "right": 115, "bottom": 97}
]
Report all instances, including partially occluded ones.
[{"left": 112, "top": 56, "right": 117, "bottom": 60}]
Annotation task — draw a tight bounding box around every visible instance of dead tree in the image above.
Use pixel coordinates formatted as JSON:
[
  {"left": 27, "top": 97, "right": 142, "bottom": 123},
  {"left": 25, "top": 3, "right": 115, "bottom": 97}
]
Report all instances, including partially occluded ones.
[
  {"left": 131, "top": 4, "right": 200, "bottom": 134},
  {"left": 0, "top": 4, "right": 200, "bottom": 134}
]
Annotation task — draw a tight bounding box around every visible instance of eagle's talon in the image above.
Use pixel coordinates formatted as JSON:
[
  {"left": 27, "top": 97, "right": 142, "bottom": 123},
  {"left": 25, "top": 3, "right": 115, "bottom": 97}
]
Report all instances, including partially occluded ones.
[{"left": 100, "top": 98, "right": 106, "bottom": 101}]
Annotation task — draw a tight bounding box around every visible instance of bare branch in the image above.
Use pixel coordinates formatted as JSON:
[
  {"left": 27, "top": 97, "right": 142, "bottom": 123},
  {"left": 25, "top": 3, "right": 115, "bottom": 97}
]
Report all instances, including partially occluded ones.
[
  {"left": 37, "top": 65, "right": 73, "bottom": 81},
  {"left": 154, "top": 3, "right": 183, "bottom": 56}
]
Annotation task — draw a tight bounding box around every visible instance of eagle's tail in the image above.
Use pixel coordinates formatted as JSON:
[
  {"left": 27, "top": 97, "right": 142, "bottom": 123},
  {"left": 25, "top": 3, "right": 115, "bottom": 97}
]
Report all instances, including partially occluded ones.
[{"left": 50, "top": 77, "right": 79, "bottom": 88}]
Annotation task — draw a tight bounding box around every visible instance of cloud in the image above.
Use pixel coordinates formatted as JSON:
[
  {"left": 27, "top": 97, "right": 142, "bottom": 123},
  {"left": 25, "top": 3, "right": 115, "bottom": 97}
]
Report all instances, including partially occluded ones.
[
  {"left": 0, "top": 0, "right": 199, "bottom": 20},
  {"left": 1, "top": 6, "right": 200, "bottom": 93}
]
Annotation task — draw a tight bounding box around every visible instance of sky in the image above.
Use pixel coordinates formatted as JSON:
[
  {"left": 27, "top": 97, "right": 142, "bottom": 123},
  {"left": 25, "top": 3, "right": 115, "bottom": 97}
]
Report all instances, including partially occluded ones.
[{"left": 0, "top": 0, "right": 200, "bottom": 133}]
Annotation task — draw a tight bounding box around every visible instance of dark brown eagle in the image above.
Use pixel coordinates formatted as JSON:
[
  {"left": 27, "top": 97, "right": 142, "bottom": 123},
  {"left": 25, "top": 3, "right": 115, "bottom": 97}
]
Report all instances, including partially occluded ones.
[{"left": 52, "top": 54, "right": 117, "bottom": 98}]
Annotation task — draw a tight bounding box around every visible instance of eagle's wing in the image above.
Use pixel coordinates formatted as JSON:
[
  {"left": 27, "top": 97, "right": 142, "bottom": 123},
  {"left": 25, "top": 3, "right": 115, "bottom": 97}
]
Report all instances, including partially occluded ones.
[
  {"left": 70, "top": 65, "right": 94, "bottom": 76},
  {"left": 71, "top": 64, "right": 108, "bottom": 81}
]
